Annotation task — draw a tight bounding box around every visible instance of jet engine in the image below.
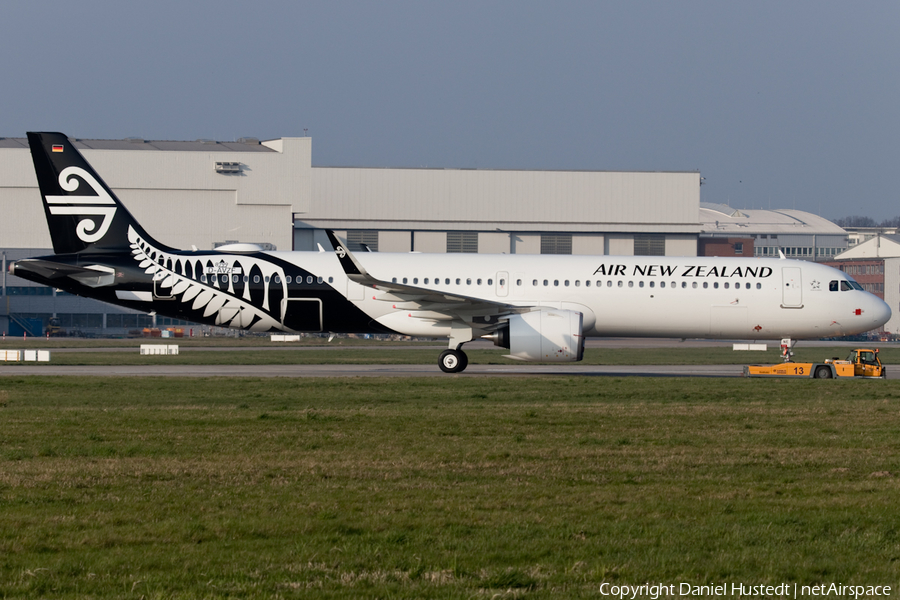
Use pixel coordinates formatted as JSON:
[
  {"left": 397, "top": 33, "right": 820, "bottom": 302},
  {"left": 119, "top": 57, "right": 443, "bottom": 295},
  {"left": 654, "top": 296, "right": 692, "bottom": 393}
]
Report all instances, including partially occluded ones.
[{"left": 488, "top": 309, "right": 585, "bottom": 362}]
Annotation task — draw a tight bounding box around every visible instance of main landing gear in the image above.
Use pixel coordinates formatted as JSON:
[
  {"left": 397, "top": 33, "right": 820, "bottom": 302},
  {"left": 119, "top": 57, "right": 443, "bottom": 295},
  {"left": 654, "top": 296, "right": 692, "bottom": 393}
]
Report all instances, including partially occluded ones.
[{"left": 438, "top": 348, "right": 469, "bottom": 373}]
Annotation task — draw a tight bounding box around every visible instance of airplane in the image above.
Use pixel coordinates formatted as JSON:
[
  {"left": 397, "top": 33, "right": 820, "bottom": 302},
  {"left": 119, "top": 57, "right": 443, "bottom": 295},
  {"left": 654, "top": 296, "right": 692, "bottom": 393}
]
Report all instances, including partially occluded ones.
[{"left": 9, "top": 132, "right": 892, "bottom": 373}]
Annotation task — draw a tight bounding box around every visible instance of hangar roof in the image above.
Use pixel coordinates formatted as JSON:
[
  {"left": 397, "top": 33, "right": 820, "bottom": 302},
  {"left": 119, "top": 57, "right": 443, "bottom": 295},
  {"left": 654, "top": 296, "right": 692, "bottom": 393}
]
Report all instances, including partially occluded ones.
[
  {"left": 0, "top": 137, "right": 275, "bottom": 152},
  {"left": 700, "top": 203, "right": 846, "bottom": 236}
]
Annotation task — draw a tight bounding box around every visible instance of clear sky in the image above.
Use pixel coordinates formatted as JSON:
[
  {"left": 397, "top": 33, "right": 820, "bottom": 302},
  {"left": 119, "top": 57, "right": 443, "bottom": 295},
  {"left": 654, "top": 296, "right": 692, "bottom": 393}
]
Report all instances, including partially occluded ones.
[{"left": 2, "top": 1, "right": 897, "bottom": 221}]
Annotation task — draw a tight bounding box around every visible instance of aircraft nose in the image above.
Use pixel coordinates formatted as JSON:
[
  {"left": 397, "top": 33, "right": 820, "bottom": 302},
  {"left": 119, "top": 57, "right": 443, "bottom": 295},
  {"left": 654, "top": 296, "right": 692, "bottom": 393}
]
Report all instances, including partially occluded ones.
[{"left": 870, "top": 295, "right": 892, "bottom": 329}]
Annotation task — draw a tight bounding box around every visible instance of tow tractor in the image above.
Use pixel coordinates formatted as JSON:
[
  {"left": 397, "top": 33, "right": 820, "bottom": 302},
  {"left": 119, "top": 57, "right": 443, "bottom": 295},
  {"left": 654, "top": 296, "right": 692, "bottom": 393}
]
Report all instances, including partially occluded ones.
[{"left": 744, "top": 347, "right": 886, "bottom": 379}]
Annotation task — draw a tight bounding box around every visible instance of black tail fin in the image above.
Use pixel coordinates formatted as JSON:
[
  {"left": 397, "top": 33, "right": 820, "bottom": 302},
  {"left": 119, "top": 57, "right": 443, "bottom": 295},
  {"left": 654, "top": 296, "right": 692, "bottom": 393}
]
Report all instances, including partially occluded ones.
[{"left": 27, "top": 132, "right": 172, "bottom": 255}]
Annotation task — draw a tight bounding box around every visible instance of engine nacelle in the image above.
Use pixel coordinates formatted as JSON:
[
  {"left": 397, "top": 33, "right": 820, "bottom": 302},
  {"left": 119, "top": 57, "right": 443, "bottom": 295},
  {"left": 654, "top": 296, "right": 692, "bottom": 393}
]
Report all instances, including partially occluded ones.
[{"left": 495, "top": 309, "right": 585, "bottom": 362}]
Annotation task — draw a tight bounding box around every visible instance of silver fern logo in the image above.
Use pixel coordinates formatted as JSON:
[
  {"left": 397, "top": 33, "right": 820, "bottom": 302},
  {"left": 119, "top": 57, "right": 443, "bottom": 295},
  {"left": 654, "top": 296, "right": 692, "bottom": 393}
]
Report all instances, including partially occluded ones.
[
  {"left": 45, "top": 166, "right": 117, "bottom": 243},
  {"left": 127, "top": 227, "right": 284, "bottom": 332}
]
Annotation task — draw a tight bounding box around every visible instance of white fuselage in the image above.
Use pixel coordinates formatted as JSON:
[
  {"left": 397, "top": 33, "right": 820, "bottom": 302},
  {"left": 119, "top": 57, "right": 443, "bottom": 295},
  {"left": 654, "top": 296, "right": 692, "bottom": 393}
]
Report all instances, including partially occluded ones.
[{"left": 268, "top": 251, "right": 891, "bottom": 340}]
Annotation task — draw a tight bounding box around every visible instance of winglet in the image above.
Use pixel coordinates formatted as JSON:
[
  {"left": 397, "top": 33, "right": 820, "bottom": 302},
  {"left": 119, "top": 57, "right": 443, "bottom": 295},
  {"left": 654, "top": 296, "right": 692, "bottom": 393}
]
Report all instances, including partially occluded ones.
[{"left": 325, "top": 230, "right": 368, "bottom": 279}]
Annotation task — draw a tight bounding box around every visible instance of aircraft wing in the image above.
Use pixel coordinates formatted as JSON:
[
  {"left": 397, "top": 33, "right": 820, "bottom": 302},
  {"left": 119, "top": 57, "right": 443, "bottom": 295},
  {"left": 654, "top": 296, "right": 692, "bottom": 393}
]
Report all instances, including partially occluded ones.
[{"left": 325, "top": 230, "right": 528, "bottom": 325}]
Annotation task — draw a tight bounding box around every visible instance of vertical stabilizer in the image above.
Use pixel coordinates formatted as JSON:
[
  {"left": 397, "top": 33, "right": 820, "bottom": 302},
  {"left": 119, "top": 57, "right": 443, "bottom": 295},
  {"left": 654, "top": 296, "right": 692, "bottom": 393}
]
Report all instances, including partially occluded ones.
[{"left": 27, "top": 132, "right": 171, "bottom": 254}]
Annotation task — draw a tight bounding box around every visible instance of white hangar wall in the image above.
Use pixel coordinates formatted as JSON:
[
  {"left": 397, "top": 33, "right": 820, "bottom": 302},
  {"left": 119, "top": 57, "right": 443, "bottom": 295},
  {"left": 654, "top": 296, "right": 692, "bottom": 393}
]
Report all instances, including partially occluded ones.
[
  {"left": 298, "top": 167, "right": 702, "bottom": 256},
  {"left": 305, "top": 167, "right": 700, "bottom": 231}
]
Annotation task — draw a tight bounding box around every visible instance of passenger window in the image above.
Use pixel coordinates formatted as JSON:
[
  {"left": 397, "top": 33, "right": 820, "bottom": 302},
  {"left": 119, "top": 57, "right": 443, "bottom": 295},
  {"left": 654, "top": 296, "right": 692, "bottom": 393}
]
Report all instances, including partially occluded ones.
[
  {"left": 274, "top": 275, "right": 281, "bottom": 284},
  {"left": 253, "top": 275, "right": 260, "bottom": 284},
  {"left": 724, "top": 282, "right": 729, "bottom": 289},
  {"left": 639, "top": 281, "right": 644, "bottom": 288},
  {"left": 829, "top": 280, "right": 838, "bottom": 291},
  {"left": 628, "top": 281, "right": 634, "bottom": 288},
  {"left": 413, "top": 278, "right": 418, "bottom": 284},
  {"left": 564, "top": 280, "right": 569, "bottom": 287},
  {"left": 445, "top": 278, "right": 451, "bottom": 285},
  {"left": 533, "top": 279, "right": 538, "bottom": 286},
  {"left": 756, "top": 283, "right": 761, "bottom": 289},
  {"left": 456, "top": 278, "right": 461, "bottom": 285},
  {"left": 285, "top": 276, "right": 292, "bottom": 284},
  {"left": 585, "top": 280, "right": 591, "bottom": 287},
  {"left": 264, "top": 276, "right": 270, "bottom": 283},
  {"left": 660, "top": 281, "right": 665, "bottom": 288},
  {"left": 671, "top": 282, "right": 675, "bottom": 288},
  {"left": 243, "top": 275, "right": 249, "bottom": 283},
  {"left": 713, "top": 282, "right": 719, "bottom": 289},
  {"left": 702, "top": 282, "right": 708, "bottom": 289},
  {"left": 575, "top": 280, "right": 581, "bottom": 287},
  {"left": 403, "top": 277, "right": 408, "bottom": 284},
  {"left": 487, "top": 279, "right": 493, "bottom": 285},
  {"left": 617, "top": 281, "right": 623, "bottom": 288},
  {"left": 317, "top": 276, "right": 323, "bottom": 284},
  {"left": 307, "top": 275, "right": 314, "bottom": 284},
  {"left": 608, "top": 281, "right": 612, "bottom": 287},
  {"left": 499, "top": 279, "right": 505, "bottom": 286},
  {"left": 516, "top": 279, "right": 522, "bottom": 286},
  {"left": 543, "top": 280, "right": 549, "bottom": 286},
  {"left": 392, "top": 277, "right": 397, "bottom": 283},
  {"left": 477, "top": 279, "right": 482, "bottom": 285},
  {"left": 554, "top": 280, "right": 559, "bottom": 286},
  {"left": 201, "top": 274, "right": 208, "bottom": 283},
  {"left": 328, "top": 277, "right": 333, "bottom": 283},
  {"left": 424, "top": 278, "right": 429, "bottom": 284},
  {"left": 466, "top": 278, "right": 472, "bottom": 285}
]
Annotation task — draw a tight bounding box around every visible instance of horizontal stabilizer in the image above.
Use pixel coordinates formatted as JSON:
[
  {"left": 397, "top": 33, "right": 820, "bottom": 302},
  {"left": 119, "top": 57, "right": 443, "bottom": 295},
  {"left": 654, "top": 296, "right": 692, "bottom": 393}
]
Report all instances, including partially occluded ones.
[{"left": 12, "top": 258, "right": 115, "bottom": 287}]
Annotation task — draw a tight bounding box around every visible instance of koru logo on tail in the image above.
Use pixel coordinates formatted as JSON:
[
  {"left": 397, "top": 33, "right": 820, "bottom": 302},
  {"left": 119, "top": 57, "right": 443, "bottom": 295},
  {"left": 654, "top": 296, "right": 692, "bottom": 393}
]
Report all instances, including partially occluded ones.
[{"left": 45, "top": 166, "right": 117, "bottom": 243}]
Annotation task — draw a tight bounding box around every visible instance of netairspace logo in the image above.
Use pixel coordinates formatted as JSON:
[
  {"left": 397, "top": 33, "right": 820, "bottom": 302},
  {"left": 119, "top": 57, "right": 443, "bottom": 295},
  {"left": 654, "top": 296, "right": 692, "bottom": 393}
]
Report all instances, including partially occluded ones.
[{"left": 598, "top": 582, "right": 892, "bottom": 599}]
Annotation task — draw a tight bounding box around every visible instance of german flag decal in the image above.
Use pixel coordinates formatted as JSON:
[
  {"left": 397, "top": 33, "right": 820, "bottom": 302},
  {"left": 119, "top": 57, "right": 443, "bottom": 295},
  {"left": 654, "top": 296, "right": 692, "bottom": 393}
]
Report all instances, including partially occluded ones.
[{"left": 51, "top": 145, "right": 64, "bottom": 153}]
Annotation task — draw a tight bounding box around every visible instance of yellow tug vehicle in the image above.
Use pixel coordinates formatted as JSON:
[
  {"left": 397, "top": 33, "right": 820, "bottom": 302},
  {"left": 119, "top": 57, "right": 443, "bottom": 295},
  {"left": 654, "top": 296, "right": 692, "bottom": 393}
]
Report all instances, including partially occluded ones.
[{"left": 744, "top": 348, "right": 886, "bottom": 379}]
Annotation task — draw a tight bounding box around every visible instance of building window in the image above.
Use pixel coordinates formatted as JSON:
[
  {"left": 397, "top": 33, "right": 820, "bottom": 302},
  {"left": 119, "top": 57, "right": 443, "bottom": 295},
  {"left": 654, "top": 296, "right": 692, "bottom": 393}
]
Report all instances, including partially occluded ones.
[
  {"left": 447, "top": 232, "right": 478, "bottom": 253},
  {"left": 634, "top": 234, "right": 665, "bottom": 256},
  {"left": 346, "top": 230, "right": 379, "bottom": 252},
  {"left": 540, "top": 234, "right": 572, "bottom": 255},
  {"left": 734, "top": 242, "right": 743, "bottom": 255}
]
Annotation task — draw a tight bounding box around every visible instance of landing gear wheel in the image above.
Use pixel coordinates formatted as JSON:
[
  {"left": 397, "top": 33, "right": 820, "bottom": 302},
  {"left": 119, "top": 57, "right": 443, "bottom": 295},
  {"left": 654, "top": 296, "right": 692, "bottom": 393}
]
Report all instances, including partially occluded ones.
[
  {"left": 814, "top": 366, "right": 832, "bottom": 379},
  {"left": 439, "top": 349, "right": 468, "bottom": 373}
]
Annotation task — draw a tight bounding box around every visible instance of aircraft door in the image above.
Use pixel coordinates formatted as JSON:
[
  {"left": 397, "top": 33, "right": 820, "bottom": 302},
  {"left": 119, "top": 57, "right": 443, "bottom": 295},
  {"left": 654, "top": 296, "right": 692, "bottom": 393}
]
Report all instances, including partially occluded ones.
[
  {"left": 781, "top": 267, "right": 802, "bottom": 307},
  {"left": 152, "top": 271, "right": 174, "bottom": 300},
  {"left": 346, "top": 278, "right": 365, "bottom": 301},
  {"left": 496, "top": 272, "right": 509, "bottom": 297},
  {"left": 281, "top": 298, "right": 323, "bottom": 332}
]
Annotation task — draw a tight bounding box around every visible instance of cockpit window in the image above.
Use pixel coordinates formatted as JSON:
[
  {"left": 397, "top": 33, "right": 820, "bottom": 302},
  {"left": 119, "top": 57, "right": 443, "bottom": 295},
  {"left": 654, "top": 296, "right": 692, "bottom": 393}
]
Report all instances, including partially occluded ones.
[
  {"left": 849, "top": 281, "right": 863, "bottom": 291},
  {"left": 841, "top": 281, "right": 852, "bottom": 291},
  {"left": 829, "top": 280, "right": 838, "bottom": 292}
]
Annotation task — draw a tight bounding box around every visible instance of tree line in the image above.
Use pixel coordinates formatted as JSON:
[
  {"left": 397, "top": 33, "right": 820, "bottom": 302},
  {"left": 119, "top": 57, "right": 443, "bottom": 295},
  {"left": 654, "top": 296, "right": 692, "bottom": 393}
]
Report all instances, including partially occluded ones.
[{"left": 832, "top": 216, "right": 900, "bottom": 228}]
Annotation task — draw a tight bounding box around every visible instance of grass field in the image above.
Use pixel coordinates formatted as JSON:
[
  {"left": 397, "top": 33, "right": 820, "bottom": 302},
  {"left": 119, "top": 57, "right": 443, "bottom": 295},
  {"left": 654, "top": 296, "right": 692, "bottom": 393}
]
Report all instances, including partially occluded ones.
[{"left": 2, "top": 376, "right": 900, "bottom": 598}]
